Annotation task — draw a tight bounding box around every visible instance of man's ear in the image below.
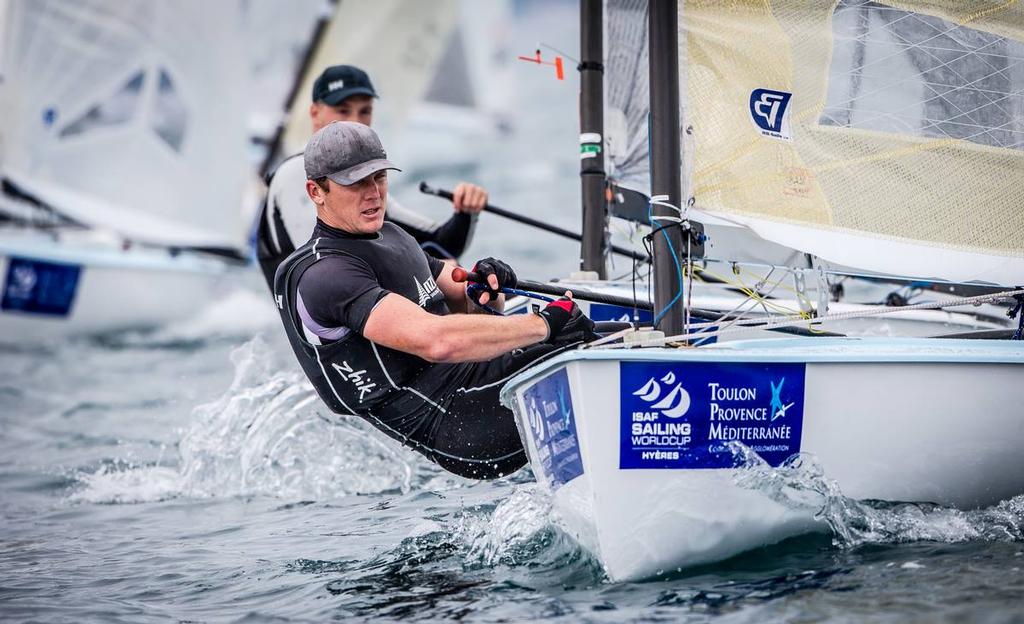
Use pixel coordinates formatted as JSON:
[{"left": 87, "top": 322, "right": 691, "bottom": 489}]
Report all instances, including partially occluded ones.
[
  {"left": 309, "top": 102, "right": 319, "bottom": 125},
  {"left": 306, "top": 179, "right": 324, "bottom": 206}
]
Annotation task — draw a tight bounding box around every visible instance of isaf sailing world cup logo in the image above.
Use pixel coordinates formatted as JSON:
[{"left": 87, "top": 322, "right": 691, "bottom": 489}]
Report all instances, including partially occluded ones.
[{"left": 632, "top": 371, "right": 690, "bottom": 418}]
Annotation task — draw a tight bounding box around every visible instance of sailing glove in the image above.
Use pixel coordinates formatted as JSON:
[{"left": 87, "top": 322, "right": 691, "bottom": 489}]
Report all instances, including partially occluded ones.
[
  {"left": 538, "top": 297, "right": 598, "bottom": 344},
  {"left": 470, "top": 257, "right": 517, "bottom": 306}
]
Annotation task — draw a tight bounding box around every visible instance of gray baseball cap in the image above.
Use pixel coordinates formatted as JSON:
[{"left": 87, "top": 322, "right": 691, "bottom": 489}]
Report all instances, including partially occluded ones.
[{"left": 304, "top": 121, "right": 400, "bottom": 185}]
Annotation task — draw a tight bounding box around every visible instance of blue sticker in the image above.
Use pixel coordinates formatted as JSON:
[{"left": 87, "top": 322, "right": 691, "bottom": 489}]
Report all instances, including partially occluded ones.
[
  {"left": 620, "top": 361, "right": 805, "bottom": 469},
  {"left": 589, "top": 303, "right": 653, "bottom": 323},
  {"left": 749, "top": 88, "right": 792, "bottom": 140},
  {"left": 522, "top": 368, "right": 584, "bottom": 488},
  {"left": 2, "top": 257, "right": 81, "bottom": 317}
]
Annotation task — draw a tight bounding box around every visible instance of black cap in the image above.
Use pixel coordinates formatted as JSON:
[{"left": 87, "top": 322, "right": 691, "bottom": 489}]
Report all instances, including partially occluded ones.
[{"left": 311, "top": 65, "right": 377, "bottom": 105}]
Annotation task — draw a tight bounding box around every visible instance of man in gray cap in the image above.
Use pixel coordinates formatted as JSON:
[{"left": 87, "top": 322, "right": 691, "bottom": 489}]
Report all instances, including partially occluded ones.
[
  {"left": 256, "top": 64, "right": 489, "bottom": 289},
  {"left": 272, "top": 121, "right": 597, "bottom": 480}
]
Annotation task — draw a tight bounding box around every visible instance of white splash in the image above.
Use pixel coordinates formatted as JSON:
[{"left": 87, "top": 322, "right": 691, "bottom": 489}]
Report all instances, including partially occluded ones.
[
  {"left": 729, "top": 441, "right": 1024, "bottom": 548},
  {"left": 73, "top": 337, "right": 441, "bottom": 503},
  {"left": 71, "top": 464, "right": 184, "bottom": 505},
  {"left": 460, "top": 484, "right": 554, "bottom": 565}
]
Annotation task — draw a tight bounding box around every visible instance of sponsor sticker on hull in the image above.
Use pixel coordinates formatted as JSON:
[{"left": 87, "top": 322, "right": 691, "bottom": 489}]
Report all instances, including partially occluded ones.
[
  {"left": 522, "top": 368, "right": 584, "bottom": 488},
  {"left": 620, "top": 361, "right": 805, "bottom": 469},
  {"left": 588, "top": 303, "right": 653, "bottom": 323},
  {"left": 2, "top": 257, "right": 81, "bottom": 317}
]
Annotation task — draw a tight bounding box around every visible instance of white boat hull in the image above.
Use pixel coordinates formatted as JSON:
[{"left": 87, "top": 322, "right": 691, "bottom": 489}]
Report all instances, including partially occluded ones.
[
  {"left": 500, "top": 338, "right": 1024, "bottom": 581},
  {"left": 505, "top": 278, "right": 1012, "bottom": 340},
  {"left": 0, "top": 231, "right": 242, "bottom": 340}
]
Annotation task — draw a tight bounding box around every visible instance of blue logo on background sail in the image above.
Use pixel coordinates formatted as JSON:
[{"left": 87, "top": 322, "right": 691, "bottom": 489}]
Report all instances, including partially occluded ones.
[{"left": 749, "top": 88, "right": 793, "bottom": 140}]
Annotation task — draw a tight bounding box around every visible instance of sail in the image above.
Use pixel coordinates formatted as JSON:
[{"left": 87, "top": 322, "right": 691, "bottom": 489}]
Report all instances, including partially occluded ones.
[
  {"left": 604, "top": 0, "right": 653, "bottom": 194},
  {"left": 603, "top": 0, "right": 809, "bottom": 268},
  {"left": 675, "top": 0, "right": 1024, "bottom": 285},
  {"left": 0, "top": 0, "right": 253, "bottom": 249},
  {"left": 420, "top": 1, "right": 515, "bottom": 126},
  {"left": 279, "top": 0, "right": 458, "bottom": 159},
  {"left": 240, "top": 0, "right": 325, "bottom": 144}
]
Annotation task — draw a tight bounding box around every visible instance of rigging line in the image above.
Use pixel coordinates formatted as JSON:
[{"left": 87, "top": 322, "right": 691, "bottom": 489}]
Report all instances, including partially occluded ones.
[
  {"left": 648, "top": 196, "right": 685, "bottom": 327},
  {"left": 734, "top": 266, "right": 776, "bottom": 318},
  {"left": 691, "top": 268, "right": 805, "bottom": 338},
  {"left": 583, "top": 326, "right": 636, "bottom": 349},
  {"left": 685, "top": 235, "right": 692, "bottom": 338},
  {"left": 538, "top": 42, "right": 580, "bottom": 65},
  {"left": 704, "top": 269, "right": 809, "bottom": 321},
  {"left": 697, "top": 264, "right": 815, "bottom": 318},
  {"left": 631, "top": 243, "right": 641, "bottom": 322},
  {"left": 597, "top": 289, "right": 1024, "bottom": 348}
]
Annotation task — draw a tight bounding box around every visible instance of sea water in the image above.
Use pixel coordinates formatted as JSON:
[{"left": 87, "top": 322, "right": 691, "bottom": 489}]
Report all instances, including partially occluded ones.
[
  {"left": 3, "top": 3, "right": 1023, "bottom": 620},
  {"left": 2, "top": 305, "right": 1023, "bottom": 623}
]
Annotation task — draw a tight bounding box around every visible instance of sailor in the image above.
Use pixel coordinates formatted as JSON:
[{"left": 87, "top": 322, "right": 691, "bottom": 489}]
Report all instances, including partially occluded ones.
[
  {"left": 274, "top": 121, "right": 597, "bottom": 479},
  {"left": 257, "top": 64, "right": 489, "bottom": 289}
]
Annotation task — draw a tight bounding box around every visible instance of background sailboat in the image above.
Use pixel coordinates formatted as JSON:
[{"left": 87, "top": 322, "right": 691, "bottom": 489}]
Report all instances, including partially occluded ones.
[
  {"left": 0, "top": 0, "right": 258, "bottom": 339},
  {"left": 273, "top": 0, "right": 459, "bottom": 171}
]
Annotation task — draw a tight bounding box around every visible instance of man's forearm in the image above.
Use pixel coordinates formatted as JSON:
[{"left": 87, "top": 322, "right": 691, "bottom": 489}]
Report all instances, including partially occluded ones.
[{"left": 428, "top": 312, "right": 546, "bottom": 362}]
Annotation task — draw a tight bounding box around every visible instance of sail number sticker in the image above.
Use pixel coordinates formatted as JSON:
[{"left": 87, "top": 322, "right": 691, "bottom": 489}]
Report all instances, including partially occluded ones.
[
  {"left": 522, "top": 368, "right": 584, "bottom": 489},
  {"left": 619, "top": 361, "right": 805, "bottom": 469}
]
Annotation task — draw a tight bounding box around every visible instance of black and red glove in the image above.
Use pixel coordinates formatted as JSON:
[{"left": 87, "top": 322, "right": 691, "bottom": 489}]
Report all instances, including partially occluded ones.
[
  {"left": 537, "top": 297, "right": 598, "bottom": 344},
  {"left": 469, "top": 257, "right": 517, "bottom": 306}
]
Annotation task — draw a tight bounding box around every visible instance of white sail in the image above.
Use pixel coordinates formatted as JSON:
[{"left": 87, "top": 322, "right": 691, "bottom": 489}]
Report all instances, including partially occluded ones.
[
  {"left": 240, "top": 0, "right": 326, "bottom": 144},
  {"left": 279, "top": 0, "right": 458, "bottom": 158},
  {"left": 1, "top": 0, "right": 252, "bottom": 249},
  {"left": 675, "top": 0, "right": 1024, "bottom": 285},
  {"left": 420, "top": 0, "right": 515, "bottom": 125}
]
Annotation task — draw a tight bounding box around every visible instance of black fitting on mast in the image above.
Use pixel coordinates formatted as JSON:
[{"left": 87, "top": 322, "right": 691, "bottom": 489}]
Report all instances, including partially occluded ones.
[{"left": 579, "top": 0, "right": 607, "bottom": 278}]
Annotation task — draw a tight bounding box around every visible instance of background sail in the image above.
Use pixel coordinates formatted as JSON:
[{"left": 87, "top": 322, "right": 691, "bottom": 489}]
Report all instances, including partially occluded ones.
[
  {"left": 279, "top": 0, "right": 457, "bottom": 160},
  {"left": 604, "top": 0, "right": 653, "bottom": 194},
  {"left": 0, "top": 0, "right": 253, "bottom": 249},
  {"left": 678, "top": 0, "right": 1024, "bottom": 285}
]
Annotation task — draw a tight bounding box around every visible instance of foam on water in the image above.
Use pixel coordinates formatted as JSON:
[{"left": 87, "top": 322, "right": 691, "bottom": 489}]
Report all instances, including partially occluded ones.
[
  {"left": 71, "top": 463, "right": 184, "bottom": 504},
  {"left": 459, "top": 484, "right": 555, "bottom": 566},
  {"left": 729, "top": 441, "right": 1024, "bottom": 548},
  {"left": 72, "top": 336, "right": 459, "bottom": 504}
]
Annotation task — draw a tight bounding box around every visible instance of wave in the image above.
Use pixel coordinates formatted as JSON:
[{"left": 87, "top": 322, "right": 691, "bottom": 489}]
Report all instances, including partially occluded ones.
[
  {"left": 72, "top": 337, "right": 457, "bottom": 504},
  {"left": 729, "top": 441, "right": 1024, "bottom": 548}
]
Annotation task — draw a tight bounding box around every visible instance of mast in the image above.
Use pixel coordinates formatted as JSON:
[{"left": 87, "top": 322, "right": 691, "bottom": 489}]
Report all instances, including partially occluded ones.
[
  {"left": 649, "top": 0, "right": 701, "bottom": 334},
  {"left": 258, "top": 1, "right": 337, "bottom": 179},
  {"left": 579, "top": 0, "right": 607, "bottom": 277}
]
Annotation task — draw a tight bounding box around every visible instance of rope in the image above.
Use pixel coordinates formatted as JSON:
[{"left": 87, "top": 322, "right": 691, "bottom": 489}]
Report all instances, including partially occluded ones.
[
  {"left": 647, "top": 195, "right": 686, "bottom": 326},
  {"left": 1009, "top": 293, "right": 1024, "bottom": 341},
  {"left": 466, "top": 283, "right": 556, "bottom": 315},
  {"left": 594, "top": 288, "right": 1024, "bottom": 349}
]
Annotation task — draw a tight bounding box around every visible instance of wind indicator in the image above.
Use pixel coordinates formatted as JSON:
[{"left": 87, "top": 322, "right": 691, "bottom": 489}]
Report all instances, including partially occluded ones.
[{"left": 517, "top": 49, "right": 564, "bottom": 80}]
